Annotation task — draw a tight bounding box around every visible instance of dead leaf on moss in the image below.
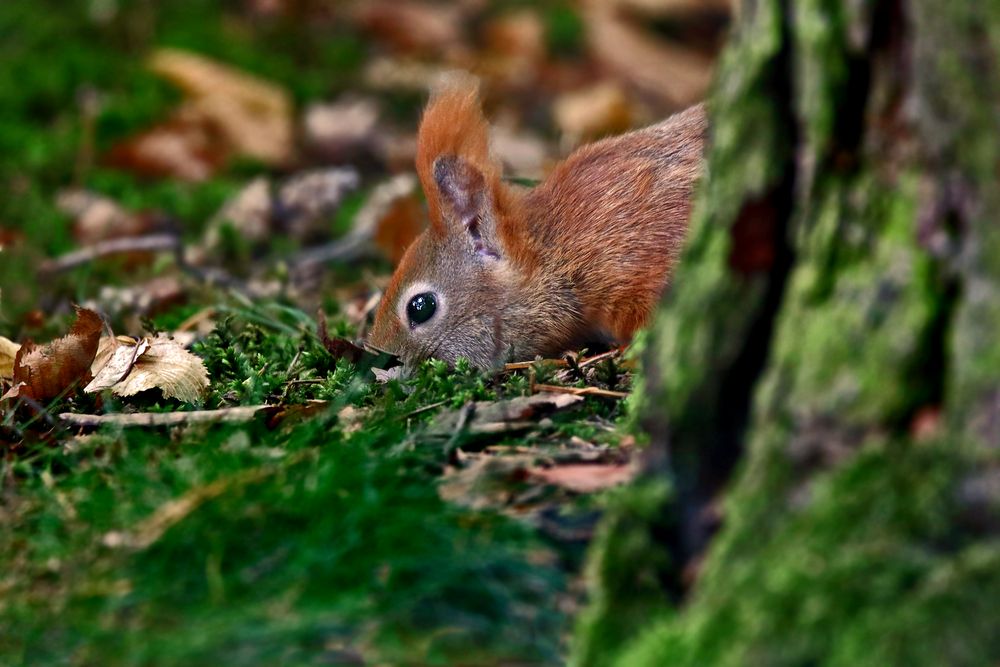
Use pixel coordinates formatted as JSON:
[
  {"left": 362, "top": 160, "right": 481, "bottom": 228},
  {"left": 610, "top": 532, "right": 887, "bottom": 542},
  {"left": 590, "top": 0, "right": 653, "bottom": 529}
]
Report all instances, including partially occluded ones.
[
  {"left": 0, "top": 336, "right": 20, "bottom": 380},
  {"left": 426, "top": 393, "right": 584, "bottom": 439},
  {"left": 371, "top": 366, "right": 404, "bottom": 383},
  {"left": 86, "top": 335, "right": 209, "bottom": 404},
  {"left": 316, "top": 310, "right": 367, "bottom": 364},
  {"left": 2, "top": 307, "right": 104, "bottom": 401},
  {"left": 85, "top": 336, "right": 151, "bottom": 393}
]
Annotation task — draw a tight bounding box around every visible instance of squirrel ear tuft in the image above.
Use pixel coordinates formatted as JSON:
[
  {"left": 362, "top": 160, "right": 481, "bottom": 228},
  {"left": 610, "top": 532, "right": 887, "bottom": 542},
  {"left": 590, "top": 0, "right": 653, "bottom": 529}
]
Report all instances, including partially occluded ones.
[{"left": 416, "top": 72, "right": 502, "bottom": 235}]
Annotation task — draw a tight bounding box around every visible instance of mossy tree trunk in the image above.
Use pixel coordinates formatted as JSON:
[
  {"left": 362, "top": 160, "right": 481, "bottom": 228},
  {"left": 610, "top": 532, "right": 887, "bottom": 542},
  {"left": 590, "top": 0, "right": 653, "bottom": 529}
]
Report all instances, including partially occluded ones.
[{"left": 575, "top": 0, "right": 1000, "bottom": 664}]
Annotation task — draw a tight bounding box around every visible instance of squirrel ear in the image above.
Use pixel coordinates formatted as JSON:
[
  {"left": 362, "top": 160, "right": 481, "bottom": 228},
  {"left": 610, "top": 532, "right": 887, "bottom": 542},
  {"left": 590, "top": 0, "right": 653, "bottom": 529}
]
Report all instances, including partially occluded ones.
[
  {"left": 433, "top": 155, "right": 484, "bottom": 228},
  {"left": 433, "top": 155, "right": 501, "bottom": 259}
]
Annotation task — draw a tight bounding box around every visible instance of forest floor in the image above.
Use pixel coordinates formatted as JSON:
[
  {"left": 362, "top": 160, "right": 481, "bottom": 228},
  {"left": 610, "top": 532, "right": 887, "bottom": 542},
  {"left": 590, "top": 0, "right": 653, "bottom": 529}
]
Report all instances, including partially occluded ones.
[{"left": 0, "top": 1, "right": 718, "bottom": 663}]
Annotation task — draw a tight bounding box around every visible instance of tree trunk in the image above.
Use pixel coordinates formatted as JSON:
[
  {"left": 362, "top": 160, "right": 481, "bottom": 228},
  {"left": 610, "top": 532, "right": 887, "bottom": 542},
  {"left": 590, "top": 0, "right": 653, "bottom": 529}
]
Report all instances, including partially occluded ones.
[{"left": 574, "top": 0, "right": 1000, "bottom": 664}]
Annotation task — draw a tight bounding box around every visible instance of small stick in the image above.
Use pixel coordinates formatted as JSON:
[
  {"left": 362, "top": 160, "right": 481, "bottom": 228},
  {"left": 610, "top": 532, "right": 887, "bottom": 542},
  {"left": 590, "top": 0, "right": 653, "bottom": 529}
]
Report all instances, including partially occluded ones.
[
  {"left": 175, "top": 307, "right": 217, "bottom": 333},
  {"left": 532, "top": 383, "right": 629, "bottom": 399},
  {"left": 503, "top": 359, "right": 569, "bottom": 371},
  {"left": 59, "top": 406, "right": 270, "bottom": 428},
  {"left": 40, "top": 234, "right": 181, "bottom": 273},
  {"left": 401, "top": 399, "right": 448, "bottom": 419}
]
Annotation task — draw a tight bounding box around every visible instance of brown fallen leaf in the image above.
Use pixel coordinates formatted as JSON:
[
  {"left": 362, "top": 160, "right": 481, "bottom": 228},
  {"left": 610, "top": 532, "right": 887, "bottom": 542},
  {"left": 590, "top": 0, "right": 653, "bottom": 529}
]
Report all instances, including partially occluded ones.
[
  {"left": 528, "top": 462, "right": 636, "bottom": 493},
  {"left": 582, "top": 0, "right": 718, "bottom": 109},
  {"left": 91, "top": 335, "right": 209, "bottom": 404},
  {"left": 2, "top": 307, "right": 104, "bottom": 401},
  {"left": 149, "top": 49, "right": 294, "bottom": 166},
  {"left": 316, "top": 310, "right": 367, "bottom": 364},
  {"left": 106, "top": 110, "right": 225, "bottom": 182},
  {"left": 277, "top": 169, "right": 362, "bottom": 241},
  {"left": 85, "top": 336, "right": 151, "bottom": 393},
  {"left": 553, "top": 82, "right": 636, "bottom": 146},
  {"left": 302, "top": 96, "right": 380, "bottom": 163},
  {"left": 353, "top": 0, "right": 466, "bottom": 58},
  {"left": 0, "top": 336, "right": 19, "bottom": 380},
  {"left": 56, "top": 189, "right": 156, "bottom": 245},
  {"left": 202, "top": 169, "right": 360, "bottom": 252}
]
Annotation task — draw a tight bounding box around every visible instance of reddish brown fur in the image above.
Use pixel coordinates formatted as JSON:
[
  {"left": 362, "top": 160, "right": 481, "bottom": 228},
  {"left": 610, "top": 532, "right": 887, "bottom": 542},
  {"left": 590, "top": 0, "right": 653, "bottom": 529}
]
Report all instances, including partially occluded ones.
[
  {"left": 368, "top": 76, "right": 707, "bottom": 370},
  {"left": 415, "top": 74, "right": 507, "bottom": 236}
]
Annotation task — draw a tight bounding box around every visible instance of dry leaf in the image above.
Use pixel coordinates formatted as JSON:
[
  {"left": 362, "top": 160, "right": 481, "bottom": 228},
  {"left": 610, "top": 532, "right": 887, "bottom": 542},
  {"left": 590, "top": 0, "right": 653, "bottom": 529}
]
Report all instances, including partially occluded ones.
[
  {"left": 426, "top": 393, "right": 584, "bottom": 439},
  {"left": 363, "top": 57, "right": 446, "bottom": 92},
  {"left": 277, "top": 169, "right": 361, "bottom": 241},
  {"left": 302, "top": 97, "right": 380, "bottom": 162},
  {"left": 553, "top": 82, "right": 635, "bottom": 145},
  {"left": 483, "top": 9, "right": 546, "bottom": 62},
  {"left": 528, "top": 463, "right": 635, "bottom": 493},
  {"left": 0, "top": 335, "right": 20, "bottom": 380},
  {"left": 208, "top": 177, "right": 272, "bottom": 244},
  {"left": 85, "top": 336, "right": 150, "bottom": 393},
  {"left": 2, "top": 307, "right": 104, "bottom": 401},
  {"left": 583, "top": 0, "right": 717, "bottom": 108},
  {"left": 88, "top": 335, "right": 209, "bottom": 403},
  {"left": 56, "top": 189, "right": 154, "bottom": 244},
  {"left": 203, "top": 169, "right": 360, "bottom": 251},
  {"left": 316, "top": 310, "right": 367, "bottom": 364},
  {"left": 149, "top": 49, "right": 294, "bottom": 166},
  {"left": 106, "top": 111, "right": 225, "bottom": 182},
  {"left": 353, "top": 0, "right": 465, "bottom": 58},
  {"left": 371, "top": 366, "right": 404, "bottom": 383}
]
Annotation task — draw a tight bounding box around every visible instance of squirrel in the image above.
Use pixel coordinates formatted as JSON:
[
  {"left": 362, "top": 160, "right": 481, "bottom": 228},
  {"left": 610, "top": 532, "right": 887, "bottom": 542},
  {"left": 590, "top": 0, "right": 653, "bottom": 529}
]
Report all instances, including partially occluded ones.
[{"left": 366, "top": 74, "right": 707, "bottom": 371}]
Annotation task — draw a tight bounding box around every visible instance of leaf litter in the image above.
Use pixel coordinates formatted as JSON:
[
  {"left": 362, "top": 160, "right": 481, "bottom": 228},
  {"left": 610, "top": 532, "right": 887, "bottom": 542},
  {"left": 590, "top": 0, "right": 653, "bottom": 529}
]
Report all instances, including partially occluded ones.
[{"left": 2, "top": 308, "right": 209, "bottom": 405}]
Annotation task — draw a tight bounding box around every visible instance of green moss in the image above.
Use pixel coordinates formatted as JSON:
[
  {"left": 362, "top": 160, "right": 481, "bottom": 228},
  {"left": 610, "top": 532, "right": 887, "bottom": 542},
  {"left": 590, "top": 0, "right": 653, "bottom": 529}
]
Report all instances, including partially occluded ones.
[
  {"left": 571, "top": 479, "right": 676, "bottom": 667},
  {"left": 615, "top": 438, "right": 1000, "bottom": 667}
]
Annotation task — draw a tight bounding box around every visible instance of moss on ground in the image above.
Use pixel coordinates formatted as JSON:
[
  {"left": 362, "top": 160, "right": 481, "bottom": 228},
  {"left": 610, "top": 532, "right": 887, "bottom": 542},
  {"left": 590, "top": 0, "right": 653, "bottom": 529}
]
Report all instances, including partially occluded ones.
[{"left": 0, "top": 3, "right": 622, "bottom": 664}]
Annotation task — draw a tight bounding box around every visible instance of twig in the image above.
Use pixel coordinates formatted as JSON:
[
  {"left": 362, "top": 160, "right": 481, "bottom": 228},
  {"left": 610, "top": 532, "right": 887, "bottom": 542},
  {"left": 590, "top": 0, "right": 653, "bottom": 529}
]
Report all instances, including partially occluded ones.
[
  {"left": 503, "top": 359, "right": 569, "bottom": 371},
  {"left": 175, "top": 307, "right": 217, "bottom": 333},
  {"left": 40, "top": 234, "right": 181, "bottom": 274},
  {"left": 59, "top": 406, "right": 270, "bottom": 428},
  {"left": 532, "top": 383, "right": 629, "bottom": 399},
  {"left": 401, "top": 399, "right": 448, "bottom": 419},
  {"left": 576, "top": 348, "right": 624, "bottom": 370}
]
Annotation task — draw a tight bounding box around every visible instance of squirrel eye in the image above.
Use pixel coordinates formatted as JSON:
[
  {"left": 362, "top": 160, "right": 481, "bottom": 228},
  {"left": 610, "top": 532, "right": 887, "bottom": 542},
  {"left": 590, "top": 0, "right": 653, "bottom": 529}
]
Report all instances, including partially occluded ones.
[{"left": 406, "top": 292, "right": 437, "bottom": 326}]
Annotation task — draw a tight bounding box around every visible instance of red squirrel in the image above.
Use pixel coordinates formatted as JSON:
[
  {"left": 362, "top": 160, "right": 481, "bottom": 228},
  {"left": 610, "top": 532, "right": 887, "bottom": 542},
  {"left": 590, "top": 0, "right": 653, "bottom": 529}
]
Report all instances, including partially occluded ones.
[{"left": 366, "top": 75, "right": 707, "bottom": 370}]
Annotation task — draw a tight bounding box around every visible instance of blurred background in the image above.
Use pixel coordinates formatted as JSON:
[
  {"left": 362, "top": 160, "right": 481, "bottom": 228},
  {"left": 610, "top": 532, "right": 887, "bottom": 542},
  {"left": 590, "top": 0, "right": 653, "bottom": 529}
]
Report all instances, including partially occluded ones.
[{"left": 0, "top": 0, "right": 732, "bottom": 333}]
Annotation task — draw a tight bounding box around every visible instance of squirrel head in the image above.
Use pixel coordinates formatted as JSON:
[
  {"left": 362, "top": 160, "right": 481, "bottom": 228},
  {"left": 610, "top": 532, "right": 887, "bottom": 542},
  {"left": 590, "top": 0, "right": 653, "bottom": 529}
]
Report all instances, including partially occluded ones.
[{"left": 366, "top": 74, "right": 521, "bottom": 370}]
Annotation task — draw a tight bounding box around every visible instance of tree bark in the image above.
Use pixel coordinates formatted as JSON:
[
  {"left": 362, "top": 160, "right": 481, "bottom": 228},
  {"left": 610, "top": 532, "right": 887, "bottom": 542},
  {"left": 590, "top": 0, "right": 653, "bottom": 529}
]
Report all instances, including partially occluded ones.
[{"left": 575, "top": 0, "right": 1000, "bottom": 664}]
